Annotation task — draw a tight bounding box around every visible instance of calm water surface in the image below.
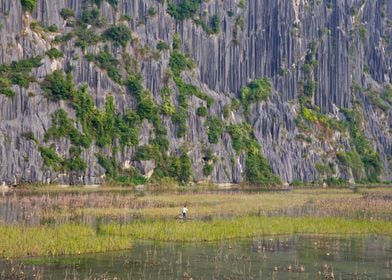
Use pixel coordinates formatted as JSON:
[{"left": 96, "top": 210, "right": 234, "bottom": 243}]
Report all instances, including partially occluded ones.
[{"left": 1, "top": 235, "right": 391, "bottom": 279}]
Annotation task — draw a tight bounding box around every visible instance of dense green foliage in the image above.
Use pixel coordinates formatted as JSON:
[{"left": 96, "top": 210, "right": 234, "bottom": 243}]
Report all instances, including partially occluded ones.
[
  {"left": 21, "top": 0, "right": 37, "bottom": 12},
  {"left": 107, "top": 0, "right": 118, "bottom": 8},
  {"left": 167, "top": 0, "right": 202, "bottom": 20},
  {"left": 39, "top": 143, "right": 87, "bottom": 174},
  {"left": 341, "top": 109, "right": 382, "bottom": 182},
  {"left": 46, "top": 48, "right": 64, "bottom": 60},
  {"left": 169, "top": 51, "right": 194, "bottom": 76},
  {"left": 41, "top": 70, "right": 74, "bottom": 101},
  {"left": 126, "top": 74, "right": 159, "bottom": 122},
  {"left": 160, "top": 87, "right": 175, "bottom": 116},
  {"left": 227, "top": 123, "right": 252, "bottom": 153},
  {"left": 169, "top": 50, "right": 213, "bottom": 138},
  {"left": 44, "top": 109, "right": 91, "bottom": 148},
  {"left": 0, "top": 77, "right": 16, "bottom": 97},
  {"left": 337, "top": 151, "right": 364, "bottom": 180},
  {"left": 64, "top": 146, "right": 88, "bottom": 172},
  {"left": 75, "top": 27, "right": 100, "bottom": 51},
  {"left": 103, "top": 24, "right": 132, "bottom": 47},
  {"left": 156, "top": 41, "right": 170, "bottom": 51},
  {"left": 203, "top": 163, "right": 213, "bottom": 176},
  {"left": 194, "top": 15, "right": 221, "bottom": 35},
  {"left": 245, "top": 152, "right": 281, "bottom": 185},
  {"left": 134, "top": 145, "right": 154, "bottom": 161},
  {"left": 210, "top": 15, "right": 220, "bottom": 34},
  {"left": 148, "top": 6, "right": 158, "bottom": 17},
  {"left": 196, "top": 106, "right": 207, "bottom": 117},
  {"left": 0, "top": 56, "right": 42, "bottom": 97},
  {"left": 81, "top": 8, "right": 104, "bottom": 27},
  {"left": 178, "top": 150, "right": 192, "bottom": 183},
  {"left": 172, "top": 33, "right": 181, "bottom": 50},
  {"left": 240, "top": 77, "right": 271, "bottom": 112},
  {"left": 89, "top": 47, "right": 121, "bottom": 83},
  {"left": 206, "top": 117, "right": 223, "bottom": 144},
  {"left": 228, "top": 123, "right": 280, "bottom": 185},
  {"left": 60, "top": 8, "right": 75, "bottom": 19},
  {"left": 38, "top": 146, "right": 63, "bottom": 171}
]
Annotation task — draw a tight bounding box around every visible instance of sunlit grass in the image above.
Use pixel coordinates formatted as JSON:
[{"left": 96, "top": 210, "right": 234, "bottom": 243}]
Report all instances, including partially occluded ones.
[
  {"left": 2, "top": 186, "right": 392, "bottom": 258},
  {"left": 103, "top": 216, "right": 392, "bottom": 242},
  {"left": 0, "top": 224, "right": 132, "bottom": 258},
  {"left": 136, "top": 190, "right": 363, "bottom": 218}
]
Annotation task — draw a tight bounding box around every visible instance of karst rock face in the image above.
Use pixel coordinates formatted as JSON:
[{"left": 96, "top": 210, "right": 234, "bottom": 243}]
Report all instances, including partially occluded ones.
[{"left": 0, "top": 0, "right": 390, "bottom": 185}]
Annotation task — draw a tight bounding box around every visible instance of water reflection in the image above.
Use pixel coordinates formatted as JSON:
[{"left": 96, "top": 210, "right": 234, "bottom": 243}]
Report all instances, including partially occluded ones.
[{"left": 1, "top": 235, "right": 391, "bottom": 279}]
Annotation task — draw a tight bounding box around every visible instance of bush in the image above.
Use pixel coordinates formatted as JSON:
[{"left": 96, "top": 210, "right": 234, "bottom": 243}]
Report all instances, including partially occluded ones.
[
  {"left": 64, "top": 147, "right": 87, "bottom": 173},
  {"left": 210, "top": 15, "right": 220, "bottom": 34},
  {"left": 172, "top": 108, "right": 187, "bottom": 138},
  {"left": 95, "top": 48, "right": 121, "bottom": 83},
  {"left": 240, "top": 77, "right": 271, "bottom": 110},
  {"left": 179, "top": 150, "right": 192, "bottom": 183},
  {"left": 203, "top": 163, "right": 213, "bottom": 176},
  {"left": 156, "top": 41, "right": 170, "bottom": 51},
  {"left": 107, "top": 0, "right": 118, "bottom": 8},
  {"left": 169, "top": 51, "right": 194, "bottom": 75},
  {"left": 75, "top": 27, "right": 100, "bottom": 50},
  {"left": 45, "top": 24, "right": 58, "bottom": 33},
  {"left": 38, "top": 146, "right": 62, "bottom": 171},
  {"left": 172, "top": 33, "right": 181, "bottom": 50},
  {"left": 341, "top": 109, "right": 382, "bottom": 182},
  {"left": 167, "top": 0, "right": 202, "bottom": 20},
  {"left": 44, "top": 109, "right": 91, "bottom": 148},
  {"left": 148, "top": 6, "right": 158, "bottom": 17},
  {"left": 196, "top": 106, "right": 207, "bottom": 117},
  {"left": 126, "top": 73, "right": 144, "bottom": 97},
  {"left": 303, "top": 80, "right": 317, "bottom": 97},
  {"left": 103, "top": 24, "right": 132, "bottom": 47},
  {"left": 325, "top": 177, "right": 348, "bottom": 186},
  {"left": 21, "top": 131, "right": 36, "bottom": 142},
  {"left": 97, "top": 152, "right": 117, "bottom": 178},
  {"left": 10, "top": 73, "right": 32, "bottom": 88},
  {"left": 245, "top": 152, "right": 281, "bottom": 185},
  {"left": 227, "top": 123, "right": 251, "bottom": 153},
  {"left": 206, "top": 117, "right": 222, "bottom": 144},
  {"left": 46, "top": 48, "right": 64, "bottom": 59},
  {"left": 21, "top": 0, "right": 37, "bottom": 12},
  {"left": 161, "top": 100, "right": 175, "bottom": 116},
  {"left": 137, "top": 94, "right": 158, "bottom": 121},
  {"left": 337, "top": 151, "right": 365, "bottom": 180},
  {"left": 0, "top": 77, "right": 15, "bottom": 97},
  {"left": 81, "top": 8, "right": 102, "bottom": 26},
  {"left": 134, "top": 145, "right": 154, "bottom": 161},
  {"left": 60, "top": 8, "right": 75, "bottom": 19},
  {"left": 227, "top": 122, "right": 281, "bottom": 185},
  {"left": 42, "top": 70, "right": 74, "bottom": 101},
  {"left": 0, "top": 56, "right": 42, "bottom": 96}
]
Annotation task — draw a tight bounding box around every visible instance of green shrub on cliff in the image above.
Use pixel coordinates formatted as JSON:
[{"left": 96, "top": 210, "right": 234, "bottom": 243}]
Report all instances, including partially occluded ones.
[
  {"left": 21, "top": 0, "right": 37, "bottom": 12},
  {"left": 103, "top": 24, "right": 132, "bottom": 47},
  {"left": 167, "top": 0, "right": 202, "bottom": 20}
]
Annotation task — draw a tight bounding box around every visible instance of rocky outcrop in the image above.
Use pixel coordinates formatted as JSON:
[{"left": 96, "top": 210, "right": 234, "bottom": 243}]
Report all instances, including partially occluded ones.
[{"left": 0, "top": 0, "right": 390, "bottom": 185}]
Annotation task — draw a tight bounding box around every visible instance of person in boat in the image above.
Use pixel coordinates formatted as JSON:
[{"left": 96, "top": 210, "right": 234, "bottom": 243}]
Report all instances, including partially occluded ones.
[{"left": 182, "top": 204, "right": 188, "bottom": 220}]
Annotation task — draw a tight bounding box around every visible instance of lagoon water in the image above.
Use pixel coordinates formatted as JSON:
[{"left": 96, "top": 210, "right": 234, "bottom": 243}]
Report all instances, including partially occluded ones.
[{"left": 1, "top": 235, "right": 391, "bottom": 279}]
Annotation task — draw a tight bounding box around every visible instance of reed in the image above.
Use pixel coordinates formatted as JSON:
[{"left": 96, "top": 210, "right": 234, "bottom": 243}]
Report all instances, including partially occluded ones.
[
  {"left": 102, "top": 216, "right": 392, "bottom": 242},
  {"left": 0, "top": 224, "right": 132, "bottom": 258}
]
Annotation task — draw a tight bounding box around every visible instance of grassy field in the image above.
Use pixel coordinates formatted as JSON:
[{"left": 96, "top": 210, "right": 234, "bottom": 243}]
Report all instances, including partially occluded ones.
[{"left": 1, "top": 186, "right": 391, "bottom": 258}]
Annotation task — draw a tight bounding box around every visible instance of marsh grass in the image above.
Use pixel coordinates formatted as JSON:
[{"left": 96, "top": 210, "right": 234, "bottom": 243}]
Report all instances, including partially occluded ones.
[
  {"left": 2, "top": 187, "right": 392, "bottom": 258},
  {"left": 103, "top": 216, "right": 392, "bottom": 242},
  {"left": 0, "top": 224, "right": 132, "bottom": 258}
]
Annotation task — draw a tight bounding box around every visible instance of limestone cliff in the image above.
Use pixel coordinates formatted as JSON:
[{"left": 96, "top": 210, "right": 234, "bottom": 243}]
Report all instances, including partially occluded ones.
[{"left": 0, "top": 0, "right": 390, "bottom": 185}]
